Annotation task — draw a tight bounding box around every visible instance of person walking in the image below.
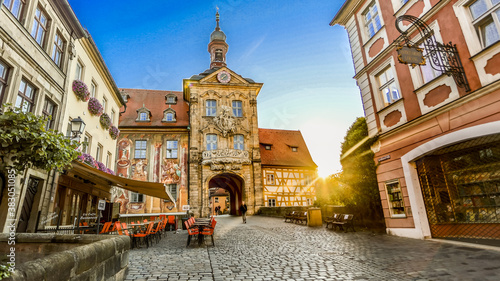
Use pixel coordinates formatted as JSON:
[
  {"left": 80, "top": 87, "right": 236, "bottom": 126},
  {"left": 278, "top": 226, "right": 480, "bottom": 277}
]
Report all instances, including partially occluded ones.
[{"left": 239, "top": 201, "right": 248, "bottom": 223}]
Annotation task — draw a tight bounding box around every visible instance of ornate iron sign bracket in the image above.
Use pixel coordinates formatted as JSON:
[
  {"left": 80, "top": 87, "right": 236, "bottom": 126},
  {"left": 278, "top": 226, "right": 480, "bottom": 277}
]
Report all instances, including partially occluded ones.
[{"left": 395, "top": 15, "right": 470, "bottom": 92}]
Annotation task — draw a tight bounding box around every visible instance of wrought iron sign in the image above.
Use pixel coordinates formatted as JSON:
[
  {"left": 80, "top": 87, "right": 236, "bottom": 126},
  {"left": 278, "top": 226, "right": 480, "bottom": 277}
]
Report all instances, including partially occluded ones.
[{"left": 395, "top": 15, "right": 470, "bottom": 92}]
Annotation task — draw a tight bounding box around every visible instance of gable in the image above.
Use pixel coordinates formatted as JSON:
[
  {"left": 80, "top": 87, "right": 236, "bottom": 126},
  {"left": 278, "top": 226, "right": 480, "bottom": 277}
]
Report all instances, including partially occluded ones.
[{"left": 200, "top": 67, "right": 250, "bottom": 85}]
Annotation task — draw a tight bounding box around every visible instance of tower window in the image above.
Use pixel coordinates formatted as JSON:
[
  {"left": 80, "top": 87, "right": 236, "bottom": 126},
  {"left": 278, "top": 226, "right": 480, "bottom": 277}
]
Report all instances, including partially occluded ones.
[
  {"left": 215, "top": 49, "right": 223, "bottom": 61},
  {"left": 206, "top": 100, "right": 217, "bottom": 116},
  {"left": 232, "top": 100, "right": 242, "bottom": 117}
]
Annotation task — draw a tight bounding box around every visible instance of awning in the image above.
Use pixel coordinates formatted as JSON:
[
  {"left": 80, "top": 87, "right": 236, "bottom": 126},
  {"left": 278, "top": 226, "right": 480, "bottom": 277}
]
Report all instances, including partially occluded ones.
[{"left": 70, "top": 161, "right": 175, "bottom": 204}]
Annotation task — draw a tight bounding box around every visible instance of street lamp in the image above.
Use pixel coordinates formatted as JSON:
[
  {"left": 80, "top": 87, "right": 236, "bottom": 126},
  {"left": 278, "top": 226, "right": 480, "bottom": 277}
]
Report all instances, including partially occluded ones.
[{"left": 70, "top": 116, "right": 86, "bottom": 139}]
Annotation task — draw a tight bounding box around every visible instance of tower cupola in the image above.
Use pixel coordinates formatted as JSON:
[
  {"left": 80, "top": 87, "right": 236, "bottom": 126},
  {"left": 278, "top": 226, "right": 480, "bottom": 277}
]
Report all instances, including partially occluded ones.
[{"left": 208, "top": 10, "right": 228, "bottom": 69}]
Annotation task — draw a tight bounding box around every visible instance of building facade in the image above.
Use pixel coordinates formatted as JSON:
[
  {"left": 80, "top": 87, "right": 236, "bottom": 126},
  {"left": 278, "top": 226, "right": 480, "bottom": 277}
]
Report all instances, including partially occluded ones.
[
  {"left": 332, "top": 0, "right": 500, "bottom": 240},
  {"left": 259, "top": 129, "right": 317, "bottom": 207},
  {"left": 114, "top": 89, "right": 189, "bottom": 214},
  {"left": 0, "top": 0, "right": 125, "bottom": 233}
]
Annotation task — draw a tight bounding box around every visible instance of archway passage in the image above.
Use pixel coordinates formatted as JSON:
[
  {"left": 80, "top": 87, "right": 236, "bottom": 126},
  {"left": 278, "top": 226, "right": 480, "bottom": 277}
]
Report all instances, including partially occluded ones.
[{"left": 209, "top": 173, "right": 243, "bottom": 216}]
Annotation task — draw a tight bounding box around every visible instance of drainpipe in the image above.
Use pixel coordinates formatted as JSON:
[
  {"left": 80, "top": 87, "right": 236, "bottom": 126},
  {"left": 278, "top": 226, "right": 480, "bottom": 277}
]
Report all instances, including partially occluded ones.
[{"left": 187, "top": 101, "right": 191, "bottom": 216}]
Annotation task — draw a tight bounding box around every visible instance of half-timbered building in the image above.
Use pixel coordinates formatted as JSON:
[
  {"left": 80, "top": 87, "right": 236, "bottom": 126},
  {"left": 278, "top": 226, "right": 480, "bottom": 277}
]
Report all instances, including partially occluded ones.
[{"left": 259, "top": 129, "right": 318, "bottom": 207}]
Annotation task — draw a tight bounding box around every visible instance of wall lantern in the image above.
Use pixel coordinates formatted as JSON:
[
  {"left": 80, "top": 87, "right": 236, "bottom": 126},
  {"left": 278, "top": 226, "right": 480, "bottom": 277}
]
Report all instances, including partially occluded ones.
[
  {"left": 70, "top": 116, "right": 86, "bottom": 139},
  {"left": 394, "top": 15, "right": 470, "bottom": 92}
]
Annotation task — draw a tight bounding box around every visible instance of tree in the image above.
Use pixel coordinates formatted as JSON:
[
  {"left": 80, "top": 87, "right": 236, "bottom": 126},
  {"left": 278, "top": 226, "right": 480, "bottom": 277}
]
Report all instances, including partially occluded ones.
[
  {"left": 0, "top": 106, "right": 80, "bottom": 174},
  {"left": 339, "top": 117, "right": 384, "bottom": 226}
]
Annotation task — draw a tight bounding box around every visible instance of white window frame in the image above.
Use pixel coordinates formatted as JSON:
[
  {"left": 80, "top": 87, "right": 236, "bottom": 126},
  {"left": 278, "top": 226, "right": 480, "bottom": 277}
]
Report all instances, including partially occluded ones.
[
  {"left": 90, "top": 80, "right": 97, "bottom": 98},
  {"left": 3, "top": 0, "right": 26, "bottom": 20},
  {"left": 96, "top": 143, "right": 103, "bottom": 162},
  {"left": 82, "top": 133, "right": 91, "bottom": 154},
  {"left": 75, "top": 60, "right": 83, "bottom": 80},
  {"left": 232, "top": 100, "right": 242, "bottom": 117},
  {"left": 376, "top": 66, "right": 401, "bottom": 107},
  {"left": 385, "top": 179, "right": 406, "bottom": 218},
  {"left": 206, "top": 134, "right": 217, "bottom": 150},
  {"left": 234, "top": 134, "right": 244, "bottom": 150},
  {"left": 206, "top": 100, "right": 217, "bottom": 116},
  {"left": 166, "top": 140, "right": 178, "bottom": 158},
  {"left": 134, "top": 140, "right": 147, "bottom": 159},
  {"left": 363, "top": 1, "right": 382, "bottom": 38},
  {"left": 168, "top": 184, "right": 177, "bottom": 201}
]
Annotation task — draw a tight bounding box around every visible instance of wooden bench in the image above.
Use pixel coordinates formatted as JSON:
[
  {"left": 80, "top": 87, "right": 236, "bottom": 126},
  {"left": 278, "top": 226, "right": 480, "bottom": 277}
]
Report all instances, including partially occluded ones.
[
  {"left": 331, "top": 214, "right": 355, "bottom": 232},
  {"left": 324, "top": 213, "right": 342, "bottom": 229},
  {"left": 284, "top": 211, "right": 296, "bottom": 223},
  {"left": 294, "top": 212, "right": 307, "bottom": 225}
]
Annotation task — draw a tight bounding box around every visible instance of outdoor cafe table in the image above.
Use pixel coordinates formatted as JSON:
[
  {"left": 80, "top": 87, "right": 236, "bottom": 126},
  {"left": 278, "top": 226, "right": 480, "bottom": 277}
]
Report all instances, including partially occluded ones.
[{"left": 191, "top": 220, "right": 211, "bottom": 245}]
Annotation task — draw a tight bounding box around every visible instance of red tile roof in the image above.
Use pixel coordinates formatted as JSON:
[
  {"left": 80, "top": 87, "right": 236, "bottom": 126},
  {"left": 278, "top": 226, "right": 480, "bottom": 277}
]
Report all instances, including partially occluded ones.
[
  {"left": 118, "top": 89, "right": 189, "bottom": 128},
  {"left": 258, "top": 128, "right": 317, "bottom": 168}
]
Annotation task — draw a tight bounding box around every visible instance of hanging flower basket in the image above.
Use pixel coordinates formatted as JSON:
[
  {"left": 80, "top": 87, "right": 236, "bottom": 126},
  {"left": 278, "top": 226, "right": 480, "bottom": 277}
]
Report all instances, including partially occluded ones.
[
  {"left": 99, "top": 113, "right": 111, "bottom": 129},
  {"left": 88, "top": 97, "right": 103, "bottom": 116},
  {"left": 72, "top": 80, "right": 90, "bottom": 101},
  {"left": 96, "top": 161, "right": 107, "bottom": 172},
  {"left": 77, "top": 153, "right": 97, "bottom": 168},
  {"left": 109, "top": 125, "right": 120, "bottom": 140}
]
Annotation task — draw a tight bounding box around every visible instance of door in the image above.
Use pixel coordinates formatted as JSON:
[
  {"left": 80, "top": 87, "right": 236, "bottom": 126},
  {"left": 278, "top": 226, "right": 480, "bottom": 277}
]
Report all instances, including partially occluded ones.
[{"left": 17, "top": 177, "right": 40, "bottom": 232}]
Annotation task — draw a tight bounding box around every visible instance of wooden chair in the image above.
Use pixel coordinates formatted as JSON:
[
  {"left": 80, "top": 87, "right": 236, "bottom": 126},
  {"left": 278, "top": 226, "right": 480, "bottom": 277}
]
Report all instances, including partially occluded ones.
[
  {"left": 185, "top": 221, "right": 199, "bottom": 247},
  {"left": 201, "top": 219, "right": 217, "bottom": 246}
]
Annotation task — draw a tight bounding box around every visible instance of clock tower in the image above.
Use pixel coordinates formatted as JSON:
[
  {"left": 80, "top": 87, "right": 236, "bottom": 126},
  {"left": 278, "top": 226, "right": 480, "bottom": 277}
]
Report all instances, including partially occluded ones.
[
  {"left": 208, "top": 11, "right": 228, "bottom": 69},
  {"left": 183, "top": 11, "right": 264, "bottom": 217}
]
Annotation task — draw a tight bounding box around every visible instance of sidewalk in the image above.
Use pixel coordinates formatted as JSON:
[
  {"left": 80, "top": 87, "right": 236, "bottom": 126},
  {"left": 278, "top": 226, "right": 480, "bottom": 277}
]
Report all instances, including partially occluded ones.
[{"left": 125, "top": 216, "right": 500, "bottom": 281}]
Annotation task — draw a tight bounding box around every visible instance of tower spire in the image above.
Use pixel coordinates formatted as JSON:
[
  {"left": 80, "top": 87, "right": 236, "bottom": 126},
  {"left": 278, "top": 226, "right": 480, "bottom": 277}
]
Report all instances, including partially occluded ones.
[
  {"left": 216, "top": 7, "right": 220, "bottom": 31},
  {"left": 209, "top": 8, "right": 228, "bottom": 69}
]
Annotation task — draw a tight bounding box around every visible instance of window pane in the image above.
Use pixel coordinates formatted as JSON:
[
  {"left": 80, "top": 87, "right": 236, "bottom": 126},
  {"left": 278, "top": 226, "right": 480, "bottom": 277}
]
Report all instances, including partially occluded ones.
[
  {"left": 470, "top": 0, "right": 488, "bottom": 19},
  {"left": 482, "top": 19, "right": 500, "bottom": 46}
]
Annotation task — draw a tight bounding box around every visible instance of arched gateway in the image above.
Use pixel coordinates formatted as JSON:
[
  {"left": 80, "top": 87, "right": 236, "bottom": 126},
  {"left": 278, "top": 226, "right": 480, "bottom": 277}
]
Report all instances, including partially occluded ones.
[
  {"left": 184, "top": 12, "right": 264, "bottom": 217},
  {"left": 209, "top": 173, "right": 243, "bottom": 216}
]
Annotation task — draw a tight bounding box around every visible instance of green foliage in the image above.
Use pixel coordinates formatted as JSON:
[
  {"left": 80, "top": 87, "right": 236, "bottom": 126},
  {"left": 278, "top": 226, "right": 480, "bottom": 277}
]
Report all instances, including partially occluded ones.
[
  {"left": 0, "top": 263, "right": 12, "bottom": 280},
  {"left": 0, "top": 105, "right": 81, "bottom": 174},
  {"left": 338, "top": 117, "right": 383, "bottom": 224}
]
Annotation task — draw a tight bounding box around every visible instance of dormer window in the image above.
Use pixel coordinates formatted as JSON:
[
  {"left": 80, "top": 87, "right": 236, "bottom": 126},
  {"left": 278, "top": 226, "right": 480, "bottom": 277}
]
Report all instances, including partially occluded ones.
[
  {"left": 265, "top": 145, "right": 272, "bottom": 150},
  {"left": 162, "top": 108, "right": 176, "bottom": 122},
  {"left": 165, "top": 93, "right": 177, "bottom": 104},
  {"left": 136, "top": 105, "right": 151, "bottom": 122},
  {"left": 291, "top": 147, "right": 298, "bottom": 152}
]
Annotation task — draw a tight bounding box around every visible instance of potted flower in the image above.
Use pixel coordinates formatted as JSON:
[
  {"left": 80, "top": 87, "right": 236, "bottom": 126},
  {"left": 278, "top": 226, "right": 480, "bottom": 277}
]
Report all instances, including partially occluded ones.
[
  {"left": 88, "top": 97, "right": 103, "bottom": 116},
  {"left": 109, "top": 125, "right": 120, "bottom": 140},
  {"left": 77, "top": 153, "right": 96, "bottom": 167},
  {"left": 96, "top": 161, "right": 107, "bottom": 172},
  {"left": 72, "top": 80, "right": 90, "bottom": 101},
  {"left": 99, "top": 113, "right": 111, "bottom": 129}
]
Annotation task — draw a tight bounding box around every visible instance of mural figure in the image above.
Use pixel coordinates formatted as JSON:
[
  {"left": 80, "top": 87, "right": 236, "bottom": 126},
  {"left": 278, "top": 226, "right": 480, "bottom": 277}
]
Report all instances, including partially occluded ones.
[
  {"left": 161, "top": 159, "right": 181, "bottom": 184},
  {"left": 116, "top": 139, "right": 131, "bottom": 177},
  {"left": 132, "top": 159, "right": 148, "bottom": 181},
  {"left": 111, "top": 187, "right": 129, "bottom": 213}
]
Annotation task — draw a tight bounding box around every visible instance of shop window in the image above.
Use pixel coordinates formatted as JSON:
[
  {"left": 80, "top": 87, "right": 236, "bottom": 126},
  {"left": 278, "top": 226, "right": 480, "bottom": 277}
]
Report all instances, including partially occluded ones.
[{"left": 386, "top": 179, "right": 406, "bottom": 217}]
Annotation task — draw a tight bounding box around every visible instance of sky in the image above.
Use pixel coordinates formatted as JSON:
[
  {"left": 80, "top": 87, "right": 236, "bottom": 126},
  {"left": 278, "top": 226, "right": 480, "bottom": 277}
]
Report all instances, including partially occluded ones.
[{"left": 68, "top": 0, "right": 364, "bottom": 177}]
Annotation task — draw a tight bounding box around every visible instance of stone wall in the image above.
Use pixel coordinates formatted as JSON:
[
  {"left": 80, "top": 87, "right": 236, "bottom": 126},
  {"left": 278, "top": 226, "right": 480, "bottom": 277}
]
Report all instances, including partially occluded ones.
[{"left": 0, "top": 233, "right": 130, "bottom": 281}]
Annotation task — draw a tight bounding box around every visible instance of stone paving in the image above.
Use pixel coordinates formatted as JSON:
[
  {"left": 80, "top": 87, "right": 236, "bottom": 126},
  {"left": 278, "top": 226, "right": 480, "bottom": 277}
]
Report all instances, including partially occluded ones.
[{"left": 125, "top": 215, "right": 500, "bottom": 281}]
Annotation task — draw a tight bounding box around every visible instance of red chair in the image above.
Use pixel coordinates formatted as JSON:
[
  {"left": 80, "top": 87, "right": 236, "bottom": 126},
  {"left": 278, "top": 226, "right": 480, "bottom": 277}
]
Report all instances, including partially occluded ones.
[
  {"left": 99, "top": 222, "right": 112, "bottom": 234},
  {"left": 201, "top": 220, "right": 217, "bottom": 246},
  {"left": 149, "top": 221, "right": 163, "bottom": 244},
  {"left": 185, "top": 221, "right": 199, "bottom": 247},
  {"left": 132, "top": 222, "right": 154, "bottom": 248},
  {"left": 167, "top": 215, "right": 177, "bottom": 231}
]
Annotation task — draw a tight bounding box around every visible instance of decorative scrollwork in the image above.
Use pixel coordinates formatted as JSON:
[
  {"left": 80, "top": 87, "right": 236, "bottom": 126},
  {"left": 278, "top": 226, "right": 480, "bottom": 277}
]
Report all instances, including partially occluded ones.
[{"left": 395, "top": 15, "right": 470, "bottom": 92}]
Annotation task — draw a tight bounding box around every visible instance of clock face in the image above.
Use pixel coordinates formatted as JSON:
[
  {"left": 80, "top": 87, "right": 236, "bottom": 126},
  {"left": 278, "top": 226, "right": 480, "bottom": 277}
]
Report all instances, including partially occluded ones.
[{"left": 217, "top": 71, "right": 231, "bottom": 83}]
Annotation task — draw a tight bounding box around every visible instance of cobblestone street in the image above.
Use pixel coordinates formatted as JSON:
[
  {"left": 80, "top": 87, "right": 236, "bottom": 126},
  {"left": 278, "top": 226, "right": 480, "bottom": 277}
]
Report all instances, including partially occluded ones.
[{"left": 125, "top": 216, "right": 500, "bottom": 281}]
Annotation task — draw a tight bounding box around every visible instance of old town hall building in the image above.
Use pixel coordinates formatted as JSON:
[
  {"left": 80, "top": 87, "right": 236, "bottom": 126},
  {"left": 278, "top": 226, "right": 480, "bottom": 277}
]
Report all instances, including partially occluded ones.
[{"left": 115, "top": 13, "right": 318, "bottom": 217}]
